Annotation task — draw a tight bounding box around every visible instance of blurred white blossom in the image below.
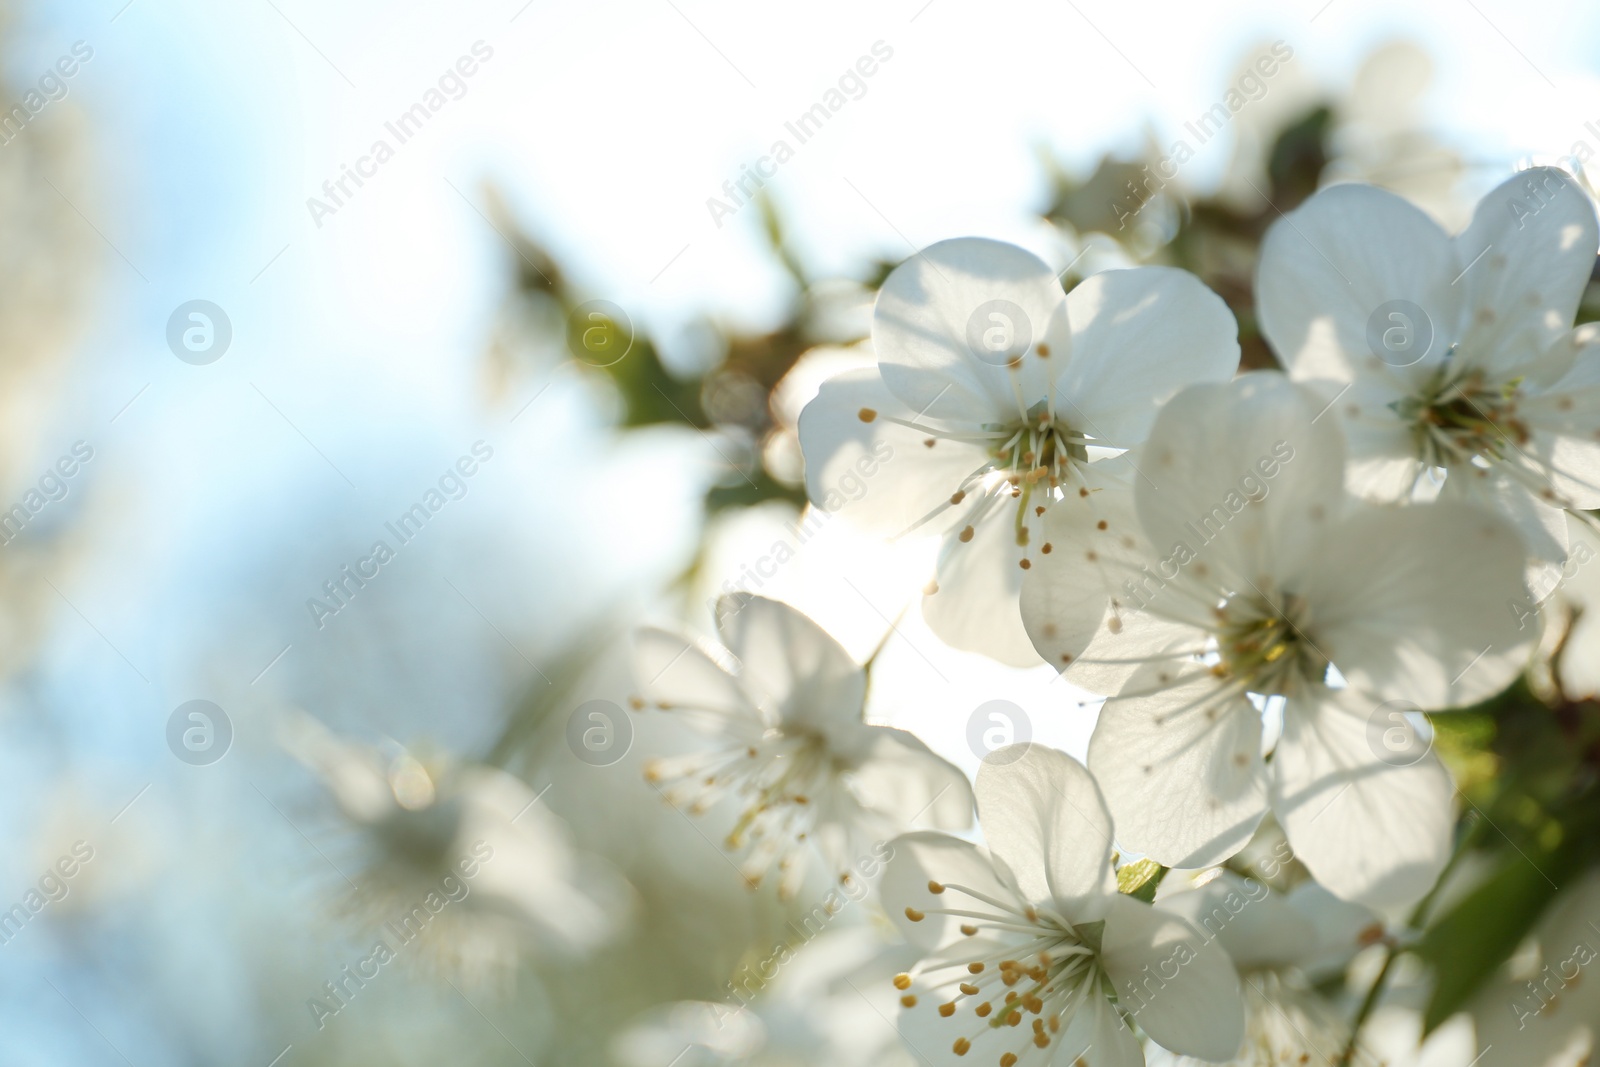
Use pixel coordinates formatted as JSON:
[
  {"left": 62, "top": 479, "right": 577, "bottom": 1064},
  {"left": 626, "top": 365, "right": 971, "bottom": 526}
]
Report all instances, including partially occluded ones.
[
  {"left": 281, "top": 714, "right": 631, "bottom": 988},
  {"left": 635, "top": 594, "right": 971, "bottom": 899}
]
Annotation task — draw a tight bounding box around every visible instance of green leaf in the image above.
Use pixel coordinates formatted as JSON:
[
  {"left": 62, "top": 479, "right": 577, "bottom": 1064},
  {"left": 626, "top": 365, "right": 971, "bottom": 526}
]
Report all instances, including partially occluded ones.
[
  {"left": 1415, "top": 849, "right": 1568, "bottom": 1032},
  {"left": 1116, "top": 859, "right": 1167, "bottom": 903}
]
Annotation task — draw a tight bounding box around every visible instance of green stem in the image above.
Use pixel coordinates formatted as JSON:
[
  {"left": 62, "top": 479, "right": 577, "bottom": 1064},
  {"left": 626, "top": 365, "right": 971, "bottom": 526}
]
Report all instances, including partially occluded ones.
[
  {"left": 1333, "top": 810, "right": 1488, "bottom": 1066},
  {"left": 1334, "top": 950, "right": 1395, "bottom": 1067}
]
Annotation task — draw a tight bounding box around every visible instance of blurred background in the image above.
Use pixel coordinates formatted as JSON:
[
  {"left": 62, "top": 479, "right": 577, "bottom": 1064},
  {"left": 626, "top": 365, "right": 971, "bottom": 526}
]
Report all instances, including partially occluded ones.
[{"left": 4, "top": 0, "right": 1600, "bottom": 1062}]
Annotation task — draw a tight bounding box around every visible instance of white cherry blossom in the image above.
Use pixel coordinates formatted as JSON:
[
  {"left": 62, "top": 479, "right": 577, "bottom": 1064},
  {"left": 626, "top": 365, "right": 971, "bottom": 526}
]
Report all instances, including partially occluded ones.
[
  {"left": 1023, "top": 373, "right": 1532, "bottom": 907},
  {"left": 1150, "top": 871, "right": 1385, "bottom": 1067},
  {"left": 634, "top": 593, "right": 972, "bottom": 899},
  {"left": 1256, "top": 166, "right": 1600, "bottom": 560},
  {"left": 798, "top": 237, "right": 1239, "bottom": 665},
  {"left": 884, "top": 743, "right": 1245, "bottom": 1067},
  {"left": 280, "top": 714, "right": 628, "bottom": 986}
]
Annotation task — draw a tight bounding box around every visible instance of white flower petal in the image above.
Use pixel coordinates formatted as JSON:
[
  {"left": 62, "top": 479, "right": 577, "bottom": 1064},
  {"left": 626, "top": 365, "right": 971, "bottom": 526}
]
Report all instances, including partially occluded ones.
[
  {"left": 1522, "top": 325, "right": 1600, "bottom": 509},
  {"left": 1270, "top": 686, "right": 1454, "bottom": 909},
  {"left": 1345, "top": 455, "right": 1426, "bottom": 504},
  {"left": 882, "top": 831, "right": 1016, "bottom": 951},
  {"left": 1100, "top": 893, "right": 1246, "bottom": 1062},
  {"left": 1053, "top": 992, "right": 1145, "bottom": 1067},
  {"left": 874, "top": 237, "right": 1072, "bottom": 423},
  {"left": 1156, "top": 871, "right": 1315, "bottom": 972},
  {"left": 1257, "top": 181, "right": 1460, "bottom": 383},
  {"left": 715, "top": 594, "right": 867, "bottom": 734},
  {"left": 1019, "top": 463, "right": 1143, "bottom": 673},
  {"left": 1283, "top": 881, "right": 1384, "bottom": 979},
  {"left": 456, "top": 767, "right": 630, "bottom": 955},
  {"left": 613, "top": 1001, "right": 766, "bottom": 1066},
  {"left": 797, "top": 367, "right": 997, "bottom": 539},
  {"left": 1137, "top": 373, "right": 1347, "bottom": 595},
  {"left": 1089, "top": 664, "right": 1268, "bottom": 869},
  {"left": 1302, "top": 372, "right": 1425, "bottom": 503},
  {"left": 852, "top": 728, "right": 975, "bottom": 832},
  {"left": 1060, "top": 609, "right": 1206, "bottom": 697},
  {"left": 922, "top": 503, "right": 1042, "bottom": 666},
  {"left": 1438, "top": 461, "right": 1568, "bottom": 562},
  {"left": 974, "top": 744, "right": 1117, "bottom": 918},
  {"left": 1521, "top": 319, "right": 1600, "bottom": 388},
  {"left": 1295, "top": 502, "right": 1532, "bottom": 708},
  {"left": 278, "top": 712, "right": 395, "bottom": 824},
  {"left": 632, "top": 626, "right": 766, "bottom": 733},
  {"left": 1060, "top": 266, "right": 1240, "bottom": 446},
  {"left": 1455, "top": 167, "right": 1598, "bottom": 377}
]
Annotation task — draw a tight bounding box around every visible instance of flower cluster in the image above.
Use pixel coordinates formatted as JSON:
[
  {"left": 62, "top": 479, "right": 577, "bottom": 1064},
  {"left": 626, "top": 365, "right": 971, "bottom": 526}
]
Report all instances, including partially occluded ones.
[{"left": 622, "top": 167, "right": 1600, "bottom": 1065}]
